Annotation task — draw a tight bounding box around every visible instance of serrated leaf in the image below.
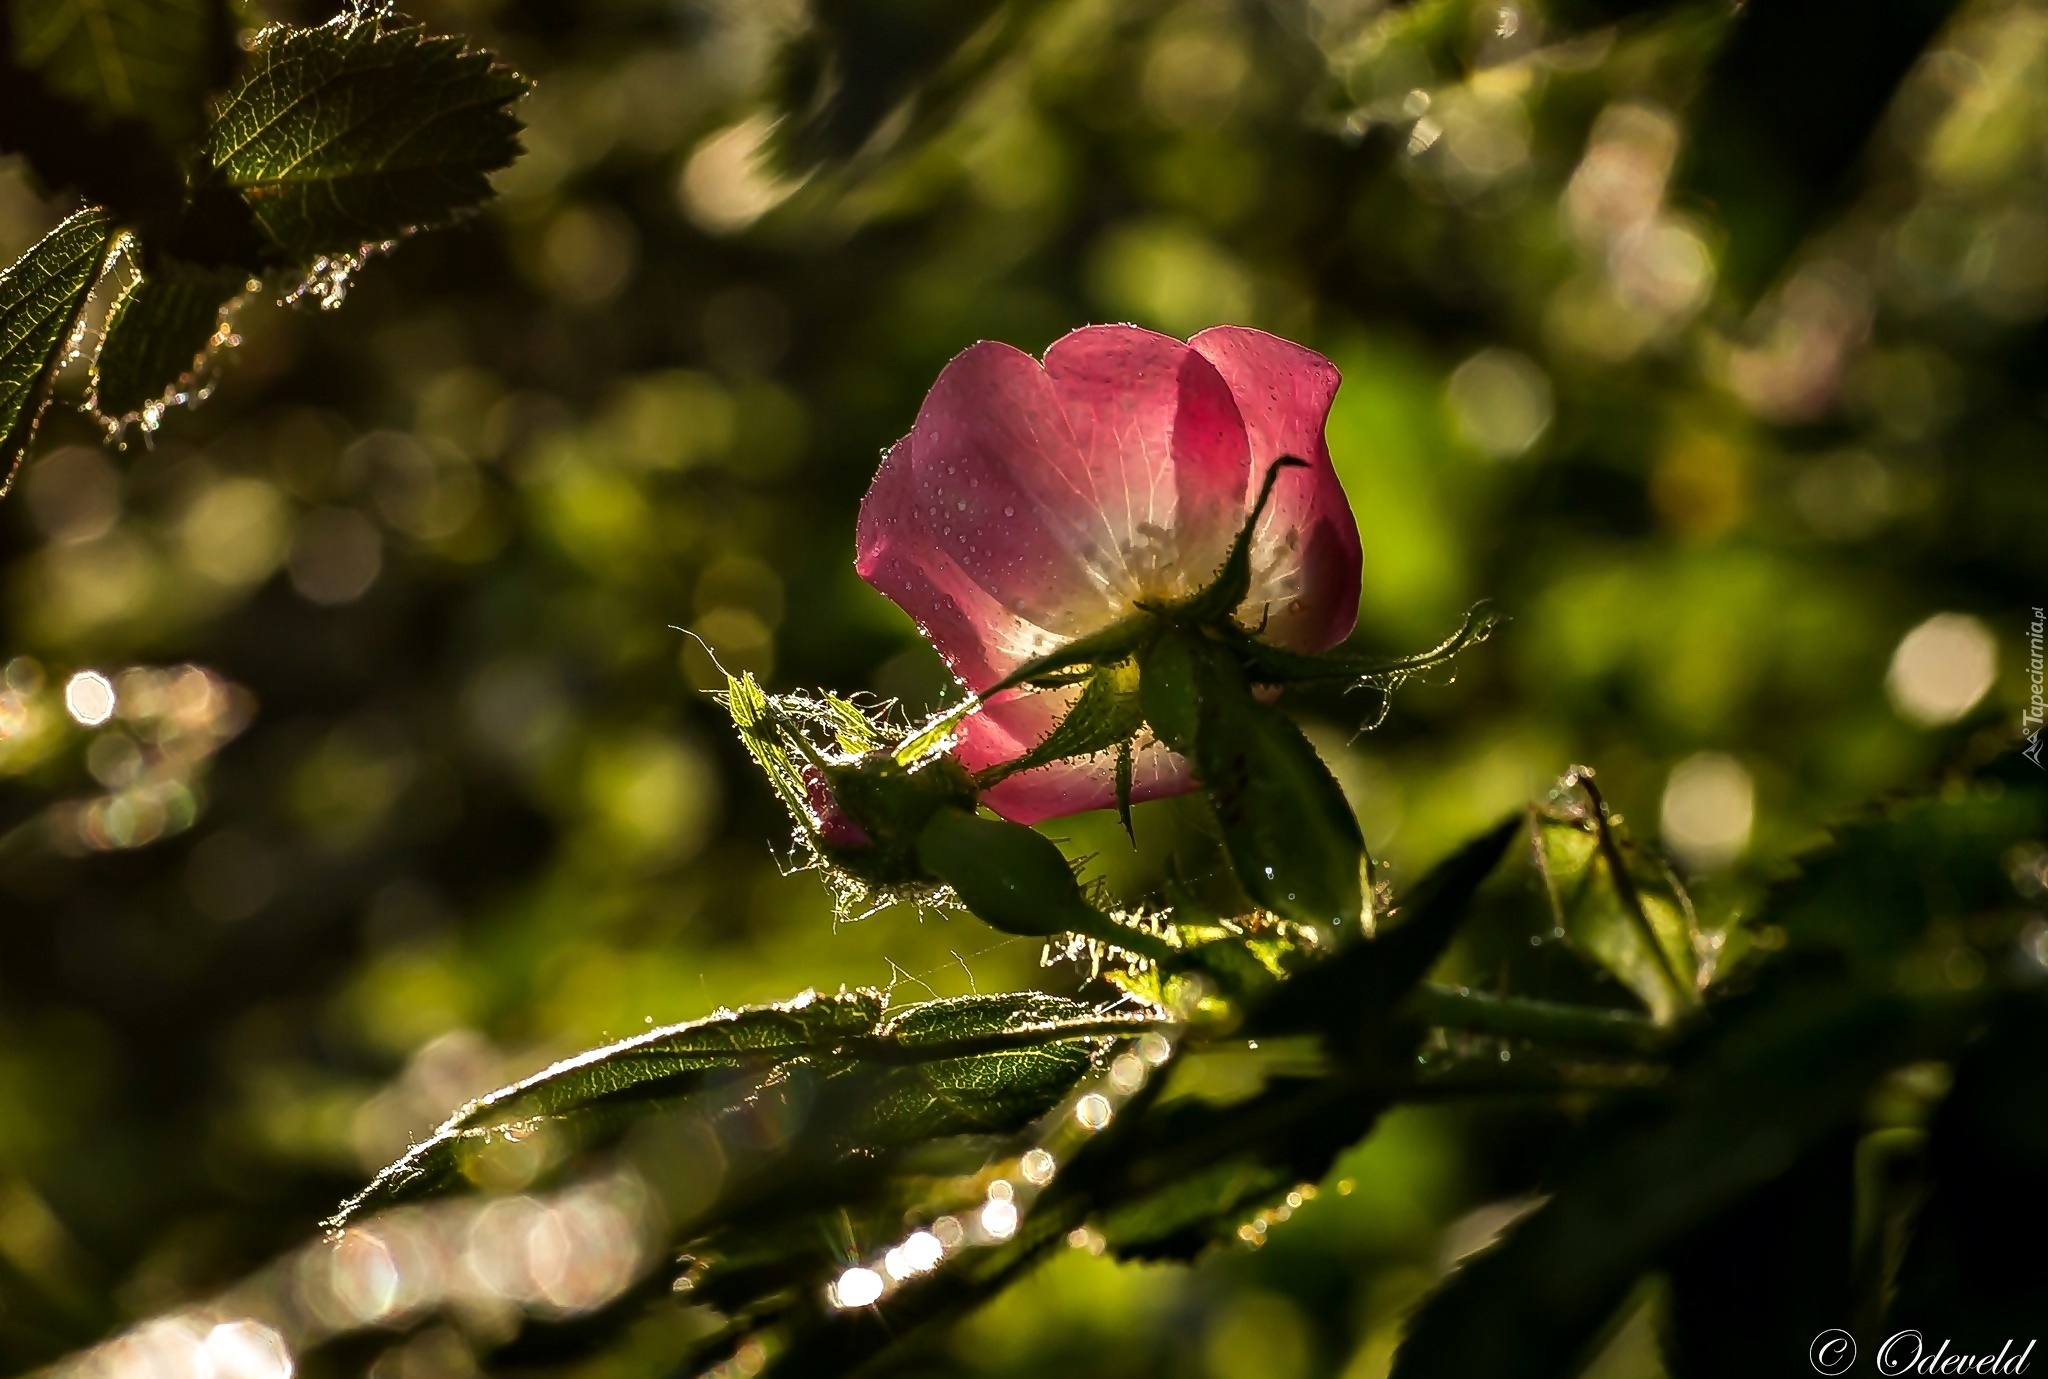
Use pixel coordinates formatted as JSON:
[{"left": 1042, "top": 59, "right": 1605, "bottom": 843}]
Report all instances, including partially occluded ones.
[
  {"left": 0, "top": 206, "right": 119, "bottom": 495},
  {"left": 1387, "top": 973, "right": 1943, "bottom": 1379},
  {"left": 333, "top": 990, "right": 885, "bottom": 1221},
  {"left": 333, "top": 988, "right": 1146, "bottom": 1226},
  {"left": 1533, "top": 801, "right": 1701, "bottom": 1024},
  {"left": 202, "top": 9, "right": 529, "bottom": 261},
  {"left": 91, "top": 258, "right": 244, "bottom": 422},
  {"left": 1769, "top": 758, "right": 2047, "bottom": 972},
  {"left": 1186, "top": 642, "right": 1365, "bottom": 927},
  {"left": 10, "top": 0, "right": 221, "bottom": 144}
]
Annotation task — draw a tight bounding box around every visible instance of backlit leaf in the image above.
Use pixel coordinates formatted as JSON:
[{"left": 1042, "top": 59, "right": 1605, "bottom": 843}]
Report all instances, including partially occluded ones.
[
  {"left": 0, "top": 206, "right": 119, "bottom": 495},
  {"left": 1532, "top": 790, "right": 1702, "bottom": 1024},
  {"left": 91, "top": 257, "right": 245, "bottom": 423},
  {"left": 333, "top": 988, "right": 1147, "bottom": 1226},
  {"left": 202, "top": 8, "right": 529, "bottom": 261}
]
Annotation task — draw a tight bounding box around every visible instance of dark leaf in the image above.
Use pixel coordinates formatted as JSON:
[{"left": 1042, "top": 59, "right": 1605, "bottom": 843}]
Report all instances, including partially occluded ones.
[
  {"left": 202, "top": 8, "right": 529, "bottom": 262},
  {"left": 0, "top": 205, "right": 118, "bottom": 495},
  {"left": 1249, "top": 815, "right": 1520, "bottom": 1047},
  {"left": 1388, "top": 971, "right": 1946, "bottom": 1379},
  {"left": 1663, "top": 1131, "right": 1859, "bottom": 1379},
  {"left": 90, "top": 257, "right": 245, "bottom": 423},
  {"left": 770, "top": 0, "right": 1051, "bottom": 172},
  {"left": 1889, "top": 994, "right": 2048, "bottom": 1338},
  {"left": 1678, "top": 0, "right": 1966, "bottom": 300},
  {"left": 9, "top": 0, "right": 224, "bottom": 145},
  {"left": 1769, "top": 761, "right": 2048, "bottom": 974},
  {"left": 1188, "top": 643, "right": 1365, "bottom": 927}
]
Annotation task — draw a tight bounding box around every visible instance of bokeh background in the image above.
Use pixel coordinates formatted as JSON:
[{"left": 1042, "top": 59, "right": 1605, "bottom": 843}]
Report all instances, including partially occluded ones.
[{"left": 2, "top": 0, "right": 2044, "bottom": 1374}]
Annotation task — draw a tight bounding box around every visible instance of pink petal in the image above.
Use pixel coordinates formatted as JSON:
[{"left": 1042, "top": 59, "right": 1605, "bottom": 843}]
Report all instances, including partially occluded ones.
[
  {"left": 857, "top": 342, "right": 1117, "bottom": 662},
  {"left": 1036, "top": 324, "right": 1251, "bottom": 601},
  {"left": 856, "top": 447, "right": 1071, "bottom": 692},
  {"left": 954, "top": 687, "right": 1190, "bottom": 825},
  {"left": 1190, "top": 326, "right": 1362, "bottom": 651}
]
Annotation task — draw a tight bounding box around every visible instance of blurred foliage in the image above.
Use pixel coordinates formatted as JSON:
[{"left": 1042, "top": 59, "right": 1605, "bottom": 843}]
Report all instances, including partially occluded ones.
[{"left": 0, "top": 0, "right": 2045, "bottom": 1375}]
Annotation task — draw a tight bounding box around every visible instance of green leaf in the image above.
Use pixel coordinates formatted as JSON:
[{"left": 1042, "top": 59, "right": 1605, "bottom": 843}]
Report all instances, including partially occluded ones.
[
  {"left": 9, "top": 0, "right": 223, "bottom": 144},
  {"left": 90, "top": 258, "right": 244, "bottom": 423},
  {"left": 1249, "top": 816, "right": 1520, "bottom": 1047},
  {"left": 1388, "top": 972, "right": 1946, "bottom": 1379},
  {"left": 1186, "top": 641, "right": 1365, "bottom": 927},
  {"left": 1532, "top": 788, "right": 1702, "bottom": 1024},
  {"left": 332, "top": 988, "right": 1148, "bottom": 1227},
  {"left": 0, "top": 206, "right": 119, "bottom": 496},
  {"left": 332, "top": 989, "right": 885, "bottom": 1223},
  {"left": 1229, "top": 599, "right": 1500, "bottom": 688},
  {"left": 1769, "top": 758, "right": 2047, "bottom": 974},
  {"left": 202, "top": 9, "right": 529, "bottom": 261}
]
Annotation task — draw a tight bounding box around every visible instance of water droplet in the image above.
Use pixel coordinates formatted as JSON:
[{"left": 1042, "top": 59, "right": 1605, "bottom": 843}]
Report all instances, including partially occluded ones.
[
  {"left": 1075, "top": 1093, "right": 1113, "bottom": 1131},
  {"left": 1004, "top": 505, "right": 1015, "bottom": 517},
  {"left": 980, "top": 1198, "right": 1019, "bottom": 1240},
  {"left": 833, "top": 1266, "right": 884, "bottom": 1308},
  {"left": 1020, "top": 1148, "right": 1056, "bottom": 1185},
  {"left": 894, "top": 1230, "right": 944, "bottom": 1275}
]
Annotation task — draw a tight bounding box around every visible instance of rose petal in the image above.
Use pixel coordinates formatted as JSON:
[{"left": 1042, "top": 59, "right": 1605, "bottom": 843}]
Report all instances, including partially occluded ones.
[
  {"left": 1190, "top": 325, "right": 1362, "bottom": 650},
  {"left": 862, "top": 341, "right": 1118, "bottom": 650},
  {"left": 1037, "top": 324, "right": 1250, "bottom": 602},
  {"left": 857, "top": 443, "right": 1072, "bottom": 689}
]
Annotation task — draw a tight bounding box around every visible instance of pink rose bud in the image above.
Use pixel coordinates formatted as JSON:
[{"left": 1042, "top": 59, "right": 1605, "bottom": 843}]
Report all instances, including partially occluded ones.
[
  {"left": 855, "top": 324, "right": 1362, "bottom": 825},
  {"left": 801, "top": 764, "right": 873, "bottom": 850}
]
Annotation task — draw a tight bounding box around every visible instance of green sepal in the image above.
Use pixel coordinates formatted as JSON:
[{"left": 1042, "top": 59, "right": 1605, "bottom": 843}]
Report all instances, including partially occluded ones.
[
  {"left": 1171, "top": 455, "right": 1306, "bottom": 627},
  {"left": 975, "top": 658, "right": 1143, "bottom": 788},
  {"left": 1137, "top": 628, "right": 1202, "bottom": 757},
  {"left": 916, "top": 806, "right": 1170, "bottom": 957},
  {"left": 1187, "top": 640, "right": 1366, "bottom": 927},
  {"left": 1226, "top": 599, "right": 1500, "bottom": 687},
  {"left": 982, "top": 611, "right": 1155, "bottom": 697}
]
